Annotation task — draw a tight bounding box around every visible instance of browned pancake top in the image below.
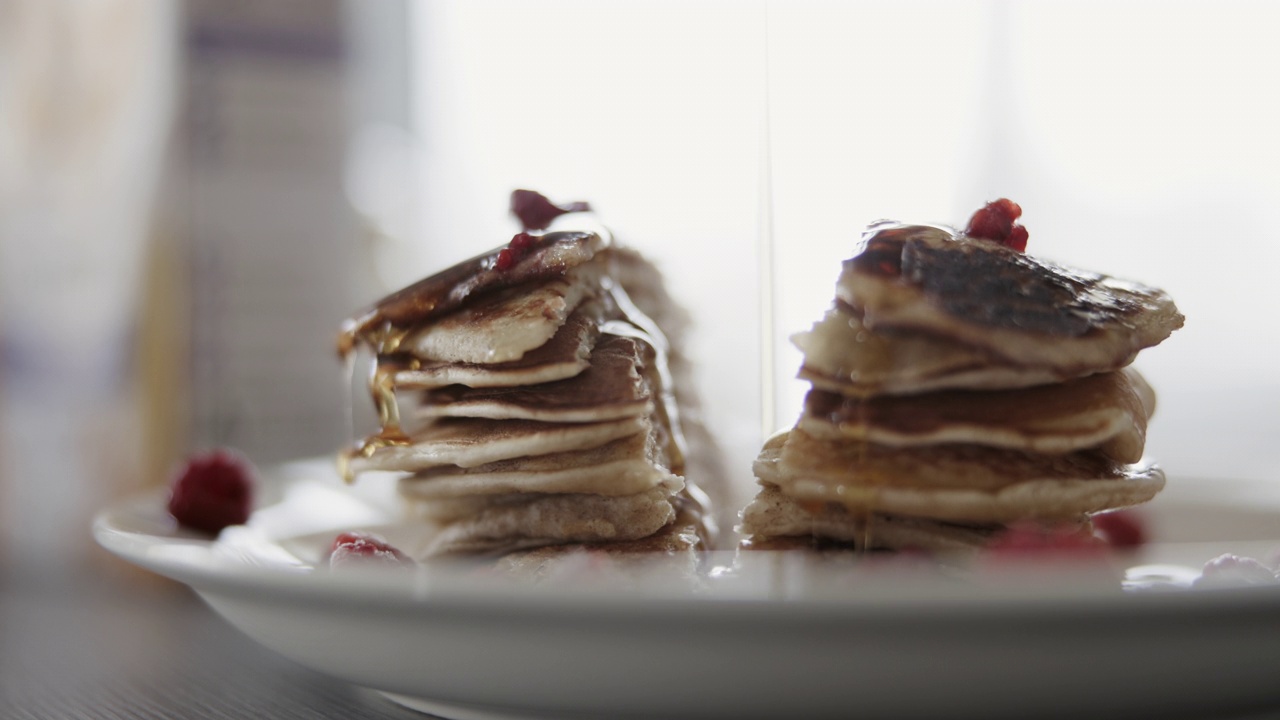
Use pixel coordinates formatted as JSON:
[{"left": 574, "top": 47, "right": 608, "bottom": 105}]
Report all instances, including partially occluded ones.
[
  {"left": 847, "top": 223, "right": 1155, "bottom": 338},
  {"left": 339, "top": 230, "right": 606, "bottom": 357}
]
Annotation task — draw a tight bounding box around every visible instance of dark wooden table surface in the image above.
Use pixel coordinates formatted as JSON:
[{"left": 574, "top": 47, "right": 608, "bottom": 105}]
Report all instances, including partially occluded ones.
[{"left": 0, "top": 559, "right": 427, "bottom": 720}]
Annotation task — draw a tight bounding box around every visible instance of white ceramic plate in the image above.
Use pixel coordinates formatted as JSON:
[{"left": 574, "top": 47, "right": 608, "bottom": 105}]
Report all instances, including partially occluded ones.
[{"left": 94, "top": 460, "right": 1280, "bottom": 720}]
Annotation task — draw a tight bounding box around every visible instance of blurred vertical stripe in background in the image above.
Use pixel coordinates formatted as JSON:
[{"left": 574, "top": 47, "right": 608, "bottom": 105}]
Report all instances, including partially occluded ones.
[{"left": 0, "top": 0, "right": 178, "bottom": 566}]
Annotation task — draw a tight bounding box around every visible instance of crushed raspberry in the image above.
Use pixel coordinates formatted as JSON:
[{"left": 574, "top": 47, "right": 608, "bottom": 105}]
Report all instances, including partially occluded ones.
[
  {"left": 964, "top": 198, "right": 1028, "bottom": 252},
  {"left": 986, "top": 521, "right": 1107, "bottom": 557},
  {"left": 494, "top": 232, "right": 537, "bottom": 271},
  {"left": 328, "top": 531, "right": 415, "bottom": 570},
  {"left": 494, "top": 248, "right": 516, "bottom": 271},
  {"left": 510, "top": 189, "right": 591, "bottom": 230},
  {"left": 509, "top": 232, "right": 536, "bottom": 251},
  {"left": 167, "top": 449, "right": 254, "bottom": 535},
  {"left": 1092, "top": 509, "right": 1147, "bottom": 548}
]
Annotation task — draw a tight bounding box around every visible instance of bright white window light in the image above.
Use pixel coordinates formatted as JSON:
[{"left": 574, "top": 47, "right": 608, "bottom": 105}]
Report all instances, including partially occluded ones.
[{"left": 408, "top": 1, "right": 1280, "bottom": 483}]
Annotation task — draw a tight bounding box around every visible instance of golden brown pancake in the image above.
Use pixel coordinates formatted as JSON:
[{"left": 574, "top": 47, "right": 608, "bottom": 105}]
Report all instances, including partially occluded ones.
[
  {"left": 344, "top": 415, "right": 647, "bottom": 475},
  {"left": 338, "top": 228, "right": 609, "bottom": 357},
  {"left": 793, "top": 303, "right": 1065, "bottom": 397},
  {"left": 417, "top": 335, "right": 653, "bottom": 422},
  {"left": 404, "top": 263, "right": 603, "bottom": 364},
  {"left": 798, "top": 368, "right": 1155, "bottom": 462},
  {"left": 742, "top": 213, "right": 1180, "bottom": 554},
  {"left": 388, "top": 297, "right": 606, "bottom": 390},
  {"left": 415, "top": 486, "right": 680, "bottom": 556},
  {"left": 738, "top": 483, "right": 998, "bottom": 555},
  {"left": 398, "top": 432, "right": 679, "bottom": 500},
  {"left": 758, "top": 429, "right": 1165, "bottom": 524},
  {"left": 337, "top": 201, "right": 721, "bottom": 560}
]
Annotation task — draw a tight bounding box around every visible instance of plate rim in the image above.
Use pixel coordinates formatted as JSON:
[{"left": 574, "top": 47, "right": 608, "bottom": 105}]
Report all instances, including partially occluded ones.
[{"left": 92, "top": 486, "right": 1280, "bottom": 623}]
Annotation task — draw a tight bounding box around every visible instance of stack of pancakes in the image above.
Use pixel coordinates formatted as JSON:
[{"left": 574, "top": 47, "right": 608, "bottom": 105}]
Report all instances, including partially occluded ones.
[
  {"left": 338, "top": 203, "right": 713, "bottom": 559},
  {"left": 740, "top": 221, "right": 1183, "bottom": 554}
]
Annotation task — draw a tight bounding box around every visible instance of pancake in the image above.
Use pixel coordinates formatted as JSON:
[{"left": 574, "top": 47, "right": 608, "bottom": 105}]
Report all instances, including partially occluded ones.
[
  {"left": 337, "top": 193, "right": 721, "bottom": 560},
  {"left": 793, "top": 303, "right": 1064, "bottom": 397},
  {"left": 390, "top": 296, "right": 605, "bottom": 390},
  {"left": 742, "top": 205, "right": 1180, "bottom": 555},
  {"left": 838, "top": 223, "right": 1184, "bottom": 376},
  {"left": 338, "top": 228, "right": 609, "bottom": 358},
  {"left": 416, "top": 334, "right": 652, "bottom": 422},
  {"left": 492, "top": 503, "right": 706, "bottom": 581},
  {"left": 398, "top": 432, "right": 679, "bottom": 500},
  {"left": 345, "top": 415, "right": 646, "bottom": 475},
  {"left": 403, "top": 262, "right": 603, "bottom": 364},
  {"left": 759, "top": 429, "right": 1165, "bottom": 523},
  {"left": 798, "top": 368, "right": 1155, "bottom": 462},
  {"left": 738, "top": 484, "right": 997, "bottom": 555},
  {"left": 418, "top": 486, "right": 679, "bottom": 556}
]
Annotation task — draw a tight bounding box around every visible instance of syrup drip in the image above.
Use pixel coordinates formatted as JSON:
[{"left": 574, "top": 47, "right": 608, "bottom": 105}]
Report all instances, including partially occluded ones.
[
  {"left": 598, "top": 277, "right": 688, "bottom": 476},
  {"left": 336, "top": 345, "right": 414, "bottom": 483}
]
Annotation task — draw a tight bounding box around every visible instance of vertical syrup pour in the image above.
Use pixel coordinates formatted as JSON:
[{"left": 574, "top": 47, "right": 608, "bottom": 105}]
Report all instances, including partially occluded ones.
[
  {"left": 757, "top": 0, "right": 777, "bottom": 442},
  {"left": 337, "top": 323, "right": 414, "bottom": 483},
  {"left": 341, "top": 351, "right": 356, "bottom": 451}
]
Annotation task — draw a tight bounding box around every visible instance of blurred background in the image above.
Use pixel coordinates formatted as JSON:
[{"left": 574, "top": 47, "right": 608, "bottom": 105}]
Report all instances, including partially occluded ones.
[{"left": 2, "top": 0, "right": 1279, "bottom": 573}]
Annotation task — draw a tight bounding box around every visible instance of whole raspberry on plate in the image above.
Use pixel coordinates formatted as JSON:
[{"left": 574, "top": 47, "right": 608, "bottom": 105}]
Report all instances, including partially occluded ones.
[
  {"left": 166, "top": 449, "right": 254, "bottom": 535},
  {"left": 1091, "top": 509, "right": 1147, "bottom": 548},
  {"left": 328, "top": 531, "right": 415, "bottom": 570},
  {"left": 986, "top": 521, "right": 1108, "bottom": 557}
]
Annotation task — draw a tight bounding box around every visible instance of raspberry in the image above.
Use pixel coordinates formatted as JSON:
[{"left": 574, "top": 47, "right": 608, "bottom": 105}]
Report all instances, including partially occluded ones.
[
  {"left": 328, "top": 531, "right": 415, "bottom": 570},
  {"left": 1092, "top": 509, "right": 1147, "bottom": 548},
  {"left": 964, "top": 198, "right": 1028, "bottom": 251},
  {"left": 494, "top": 232, "right": 539, "bottom": 271},
  {"left": 987, "top": 521, "right": 1107, "bottom": 557},
  {"left": 494, "top": 247, "right": 517, "bottom": 271},
  {"left": 1006, "top": 225, "right": 1029, "bottom": 252},
  {"left": 510, "top": 189, "right": 590, "bottom": 230},
  {"left": 509, "top": 232, "right": 536, "bottom": 251},
  {"left": 167, "top": 449, "right": 254, "bottom": 535}
]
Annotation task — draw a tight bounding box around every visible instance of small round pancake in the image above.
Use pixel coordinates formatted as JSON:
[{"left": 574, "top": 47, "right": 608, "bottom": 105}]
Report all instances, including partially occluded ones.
[
  {"left": 344, "top": 415, "right": 647, "bottom": 476},
  {"left": 492, "top": 502, "right": 706, "bottom": 582},
  {"left": 391, "top": 297, "right": 605, "bottom": 390},
  {"left": 418, "top": 335, "right": 653, "bottom": 422},
  {"left": 758, "top": 430, "right": 1165, "bottom": 523},
  {"left": 405, "top": 267, "right": 597, "bottom": 364},
  {"left": 398, "top": 434, "right": 681, "bottom": 500},
  {"left": 793, "top": 304, "right": 1065, "bottom": 397},
  {"left": 798, "top": 368, "right": 1155, "bottom": 463},
  {"left": 838, "top": 223, "right": 1184, "bottom": 376},
  {"left": 416, "top": 486, "right": 679, "bottom": 557},
  {"left": 738, "top": 484, "right": 997, "bottom": 555}
]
